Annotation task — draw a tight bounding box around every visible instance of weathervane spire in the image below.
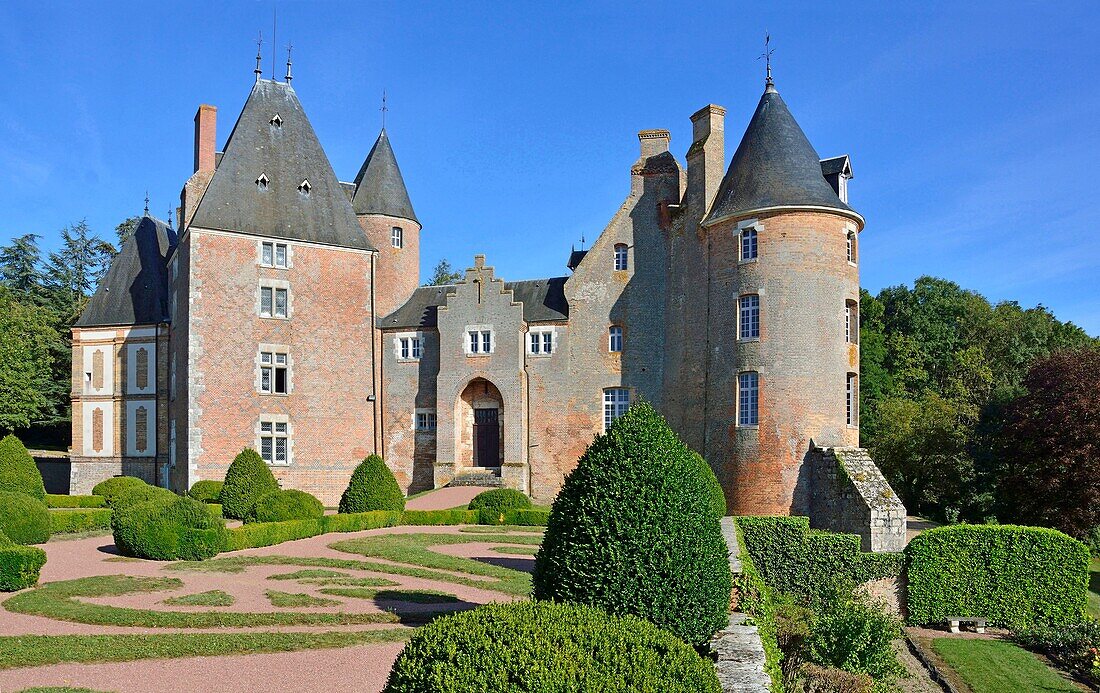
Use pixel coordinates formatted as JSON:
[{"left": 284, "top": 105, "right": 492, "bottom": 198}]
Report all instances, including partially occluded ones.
[
  {"left": 144, "top": 191, "right": 150, "bottom": 216},
  {"left": 254, "top": 31, "right": 263, "bottom": 81},
  {"left": 380, "top": 89, "right": 388, "bottom": 128},
  {"left": 285, "top": 42, "right": 293, "bottom": 83},
  {"left": 758, "top": 32, "right": 775, "bottom": 91}
]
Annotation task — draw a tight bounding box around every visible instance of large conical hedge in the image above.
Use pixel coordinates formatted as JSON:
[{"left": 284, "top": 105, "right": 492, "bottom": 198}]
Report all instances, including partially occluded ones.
[
  {"left": 219, "top": 449, "right": 279, "bottom": 520},
  {"left": 0, "top": 435, "right": 45, "bottom": 501},
  {"left": 339, "top": 455, "right": 405, "bottom": 513},
  {"left": 532, "top": 402, "right": 732, "bottom": 646}
]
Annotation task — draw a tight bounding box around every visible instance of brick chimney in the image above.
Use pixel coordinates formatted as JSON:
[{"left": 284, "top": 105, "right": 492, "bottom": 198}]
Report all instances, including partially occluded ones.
[
  {"left": 638, "top": 129, "right": 671, "bottom": 158},
  {"left": 193, "top": 105, "right": 217, "bottom": 174},
  {"left": 686, "top": 104, "right": 725, "bottom": 213}
]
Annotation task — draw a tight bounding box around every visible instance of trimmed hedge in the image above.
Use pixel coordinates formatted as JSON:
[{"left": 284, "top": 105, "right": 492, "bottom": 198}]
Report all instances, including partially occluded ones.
[
  {"left": 501, "top": 509, "right": 549, "bottom": 527},
  {"left": 220, "top": 448, "right": 279, "bottom": 520},
  {"left": 250, "top": 489, "right": 325, "bottom": 524},
  {"left": 733, "top": 520, "right": 783, "bottom": 691},
  {"left": 0, "top": 434, "right": 46, "bottom": 501},
  {"left": 736, "top": 516, "right": 903, "bottom": 607},
  {"left": 533, "top": 402, "right": 731, "bottom": 647},
  {"left": 906, "top": 524, "right": 1089, "bottom": 628},
  {"left": 46, "top": 494, "right": 106, "bottom": 508},
  {"left": 468, "top": 489, "right": 531, "bottom": 525},
  {"left": 0, "top": 530, "right": 47, "bottom": 591},
  {"left": 187, "top": 480, "right": 224, "bottom": 504},
  {"left": 223, "top": 511, "right": 400, "bottom": 552},
  {"left": 111, "top": 484, "right": 176, "bottom": 512},
  {"left": 383, "top": 600, "right": 722, "bottom": 693},
  {"left": 91, "top": 477, "right": 148, "bottom": 506},
  {"left": 112, "top": 496, "right": 226, "bottom": 561},
  {"left": 0, "top": 491, "right": 51, "bottom": 545},
  {"left": 50, "top": 508, "right": 113, "bottom": 534},
  {"left": 339, "top": 455, "right": 405, "bottom": 514},
  {"left": 693, "top": 451, "right": 727, "bottom": 518},
  {"left": 400, "top": 509, "right": 480, "bottom": 526}
]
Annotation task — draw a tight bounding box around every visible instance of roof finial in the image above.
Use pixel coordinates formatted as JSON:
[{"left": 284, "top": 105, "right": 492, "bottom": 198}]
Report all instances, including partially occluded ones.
[
  {"left": 380, "top": 89, "right": 388, "bottom": 129},
  {"left": 758, "top": 32, "right": 775, "bottom": 91},
  {"left": 271, "top": 6, "right": 277, "bottom": 80},
  {"left": 167, "top": 206, "right": 174, "bottom": 228},
  {"left": 144, "top": 191, "right": 150, "bottom": 216},
  {"left": 285, "top": 42, "right": 293, "bottom": 83},
  {"left": 254, "top": 31, "right": 263, "bottom": 81}
]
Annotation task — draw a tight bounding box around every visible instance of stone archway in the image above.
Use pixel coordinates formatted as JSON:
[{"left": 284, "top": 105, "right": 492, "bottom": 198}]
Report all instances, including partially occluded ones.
[{"left": 456, "top": 378, "right": 504, "bottom": 472}]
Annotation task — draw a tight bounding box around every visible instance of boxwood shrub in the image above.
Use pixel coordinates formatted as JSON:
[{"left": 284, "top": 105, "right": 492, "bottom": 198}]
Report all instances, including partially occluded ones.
[
  {"left": 469, "top": 489, "right": 531, "bottom": 524},
  {"left": 400, "top": 509, "right": 480, "bottom": 526},
  {"left": 111, "top": 484, "right": 177, "bottom": 512},
  {"left": 905, "top": 524, "right": 1089, "bottom": 628},
  {"left": 49, "top": 508, "right": 113, "bottom": 534},
  {"left": 383, "top": 600, "right": 721, "bottom": 693},
  {"left": 0, "top": 491, "right": 51, "bottom": 544},
  {"left": 339, "top": 455, "right": 405, "bottom": 514},
  {"left": 0, "top": 530, "right": 47, "bottom": 591},
  {"left": 220, "top": 448, "right": 279, "bottom": 520},
  {"left": 46, "top": 494, "right": 106, "bottom": 508},
  {"left": 501, "top": 509, "right": 549, "bottom": 526},
  {"left": 111, "top": 495, "right": 226, "bottom": 561},
  {"left": 250, "top": 489, "right": 324, "bottom": 524},
  {"left": 91, "top": 476, "right": 148, "bottom": 506},
  {"left": 0, "top": 434, "right": 46, "bottom": 501},
  {"left": 692, "top": 452, "right": 727, "bottom": 518},
  {"left": 532, "top": 402, "right": 731, "bottom": 647},
  {"left": 187, "top": 480, "right": 224, "bottom": 504},
  {"left": 223, "top": 511, "right": 400, "bottom": 552}
]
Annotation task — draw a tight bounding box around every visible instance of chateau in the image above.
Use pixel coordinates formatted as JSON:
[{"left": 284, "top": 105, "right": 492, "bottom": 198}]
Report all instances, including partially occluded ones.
[{"left": 69, "top": 66, "right": 907, "bottom": 550}]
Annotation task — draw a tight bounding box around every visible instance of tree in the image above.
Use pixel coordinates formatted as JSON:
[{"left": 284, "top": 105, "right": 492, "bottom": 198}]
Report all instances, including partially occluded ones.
[
  {"left": 115, "top": 216, "right": 140, "bottom": 248},
  {"left": 995, "top": 348, "right": 1100, "bottom": 537},
  {"left": 425, "top": 259, "right": 462, "bottom": 286},
  {"left": 0, "top": 234, "right": 43, "bottom": 297},
  {"left": 0, "top": 287, "right": 58, "bottom": 434},
  {"left": 43, "top": 220, "right": 115, "bottom": 321}
]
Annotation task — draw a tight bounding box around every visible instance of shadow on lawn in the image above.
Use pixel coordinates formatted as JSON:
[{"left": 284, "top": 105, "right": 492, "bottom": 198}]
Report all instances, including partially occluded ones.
[
  {"left": 472, "top": 556, "right": 535, "bottom": 572},
  {"left": 385, "top": 597, "right": 481, "bottom": 626},
  {"left": 96, "top": 542, "right": 122, "bottom": 556}
]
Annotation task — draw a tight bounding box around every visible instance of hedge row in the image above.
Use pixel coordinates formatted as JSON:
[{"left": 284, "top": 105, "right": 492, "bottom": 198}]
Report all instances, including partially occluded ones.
[
  {"left": 733, "top": 520, "right": 783, "bottom": 692},
  {"left": 400, "top": 510, "right": 481, "bottom": 526},
  {"left": 49, "top": 508, "right": 113, "bottom": 534},
  {"left": 0, "top": 530, "right": 46, "bottom": 591},
  {"left": 223, "top": 511, "right": 401, "bottom": 551},
  {"left": 906, "top": 524, "right": 1089, "bottom": 628},
  {"left": 46, "top": 494, "right": 106, "bottom": 508},
  {"left": 500, "top": 509, "right": 549, "bottom": 526}
]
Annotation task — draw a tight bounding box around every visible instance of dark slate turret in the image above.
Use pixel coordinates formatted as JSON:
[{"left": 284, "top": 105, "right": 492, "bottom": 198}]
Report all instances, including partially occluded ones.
[
  {"left": 352, "top": 129, "right": 418, "bottom": 224},
  {"left": 76, "top": 215, "right": 177, "bottom": 327},
  {"left": 189, "top": 79, "right": 371, "bottom": 250},
  {"left": 704, "top": 82, "right": 860, "bottom": 226}
]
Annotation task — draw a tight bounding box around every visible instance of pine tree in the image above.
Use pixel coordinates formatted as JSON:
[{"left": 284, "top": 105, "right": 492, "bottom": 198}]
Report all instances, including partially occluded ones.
[
  {"left": 425, "top": 259, "right": 462, "bottom": 286},
  {"left": 0, "top": 234, "right": 44, "bottom": 297},
  {"left": 43, "top": 220, "right": 115, "bottom": 321}
]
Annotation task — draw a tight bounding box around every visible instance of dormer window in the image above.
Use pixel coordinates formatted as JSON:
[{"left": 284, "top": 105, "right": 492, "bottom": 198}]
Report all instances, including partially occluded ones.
[
  {"left": 270, "top": 114, "right": 283, "bottom": 128},
  {"left": 297, "top": 179, "right": 311, "bottom": 197},
  {"left": 256, "top": 173, "right": 270, "bottom": 192}
]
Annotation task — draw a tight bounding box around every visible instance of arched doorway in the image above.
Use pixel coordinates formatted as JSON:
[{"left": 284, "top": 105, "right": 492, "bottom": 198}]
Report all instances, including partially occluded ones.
[{"left": 456, "top": 378, "right": 503, "bottom": 471}]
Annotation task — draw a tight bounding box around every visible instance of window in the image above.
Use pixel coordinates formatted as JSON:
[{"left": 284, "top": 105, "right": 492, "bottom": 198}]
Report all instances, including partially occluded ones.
[
  {"left": 391, "top": 227, "right": 403, "bottom": 249},
  {"left": 256, "top": 173, "right": 269, "bottom": 192},
  {"left": 845, "top": 300, "right": 859, "bottom": 344},
  {"left": 261, "top": 242, "right": 289, "bottom": 268},
  {"left": 739, "top": 294, "right": 760, "bottom": 340},
  {"left": 297, "top": 179, "right": 311, "bottom": 196},
  {"left": 259, "top": 351, "right": 289, "bottom": 394},
  {"left": 528, "top": 328, "right": 554, "bottom": 356},
  {"left": 468, "top": 330, "right": 493, "bottom": 355},
  {"left": 603, "top": 388, "right": 630, "bottom": 430},
  {"left": 259, "top": 420, "right": 289, "bottom": 465},
  {"left": 608, "top": 325, "right": 623, "bottom": 353},
  {"left": 416, "top": 411, "right": 437, "bottom": 432},
  {"left": 847, "top": 232, "right": 856, "bottom": 264},
  {"left": 846, "top": 373, "right": 858, "bottom": 426},
  {"left": 399, "top": 336, "right": 422, "bottom": 360},
  {"left": 741, "top": 227, "right": 758, "bottom": 261},
  {"left": 270, "top": 114, "right": 282, "bottom": 127},
  {"left": 738, "top": 372, "right": 759, "bottom": 426},
  {"left": 614, "top": 244, "right": 628, "bottom": 271},
  {"left": 260, "top": 286, "right": 288, "bottom": 318}
]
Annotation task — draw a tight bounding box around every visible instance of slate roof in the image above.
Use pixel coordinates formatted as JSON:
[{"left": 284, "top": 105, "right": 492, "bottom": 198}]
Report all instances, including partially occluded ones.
[
  {"left": 819, "top": 155, "right": 851, "bottom": 177},
  {"left": 189, "top": 79, "right": 372, "bottom": 250},
  {"left": 705, "top": 83, "right": 859, "bottom": 225},
  {"left": 76, "top": 215, "right": 177, "bottom": 327},
  {"left": 352, "top": 129, "right": 418, "bottom": 224},
  {"left": 566, "top": 249, "right": 588, "bottom": 271},
  {"left": 381, "top": 277, "right": 570, "bottom": 329}
]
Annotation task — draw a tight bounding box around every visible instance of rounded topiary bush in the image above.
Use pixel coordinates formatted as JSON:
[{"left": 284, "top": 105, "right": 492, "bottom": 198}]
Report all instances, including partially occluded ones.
[
  {"left": 91, "top": 476, "right": 149, "bottom": 506},
  {"left": 111, "top": 484, "right": 176, "bottom": 512},
  {"left": 0, "top": 529, "right": 47, "bottom": 591},
  {"left": 111, "top": 495, "right": 226, "bottom": 561},
  {"left": 220, "top": 448, "right": 279, "bottom": 520},
  {"left": 339, "top": 455, "right": 405, "bottom": 514},
  {"left": 188, "top": 480, "right": 224, "bottom": 504},
  {"left": 0, "top": 434, "right": 46, "bottom": 501},
  {"left": 532, "top": 401, "right": 732, "bottom": 647},
  {"left": 0, "top": 491, "right": 50, "bottom": 545},
  {"left": 468, "top": 488, "right": 531, "bottom": 524},
  {"left": 250, "top": 489, "right": 325, "bottom": 524},
  {"left": 692, "top": 452, "right": 727, "bottom": 518},
  {"left": 383, "top": 601, "right": 721, "bottom": 693}
]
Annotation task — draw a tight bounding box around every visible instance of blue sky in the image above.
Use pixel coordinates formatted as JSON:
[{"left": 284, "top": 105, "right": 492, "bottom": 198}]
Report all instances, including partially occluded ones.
[{"left": 1, "top": 1, "right": 1098, "bottom": 334}]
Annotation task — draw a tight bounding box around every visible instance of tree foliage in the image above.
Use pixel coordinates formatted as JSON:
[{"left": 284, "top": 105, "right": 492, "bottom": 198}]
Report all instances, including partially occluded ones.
[
  {"left": 424, "top": 259, "right": 462, "bottom": 286},
  {"left": 0, "top": 287, "right": 60, "bottom": 434}
]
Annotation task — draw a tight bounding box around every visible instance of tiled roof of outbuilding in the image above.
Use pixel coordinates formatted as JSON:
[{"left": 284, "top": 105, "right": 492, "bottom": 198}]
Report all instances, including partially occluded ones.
[{"left": 381, "top": 277, "right": 570, "bottom": 329}]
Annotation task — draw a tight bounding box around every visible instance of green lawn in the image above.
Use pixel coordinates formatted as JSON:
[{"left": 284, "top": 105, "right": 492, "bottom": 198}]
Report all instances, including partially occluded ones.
[
  {"left": 1088, "top": 557, "right": 1099, "bottom": 619},
  {"left": 932, "top": 639, "right": 1080, "bottom": 693}
]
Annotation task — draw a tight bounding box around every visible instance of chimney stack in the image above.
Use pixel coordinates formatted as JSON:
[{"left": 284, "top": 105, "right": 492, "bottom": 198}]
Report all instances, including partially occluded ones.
[
  {"left": 193, "top": 105, "right": 217, "bottom": 174},
  {"left": 687, "top": 104, "right": 725, "bottom": 213},
  {"left": 638, "top": 129, "right": 671, "bottom": 159}
]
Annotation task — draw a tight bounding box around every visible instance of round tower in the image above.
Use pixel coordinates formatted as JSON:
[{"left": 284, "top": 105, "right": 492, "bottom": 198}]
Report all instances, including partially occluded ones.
[
  {"left": 352, "top": 128, "right": 421, "bottom": 317},
  {"left": 701, "top": 79, "right": 863, "bottom": 517}
]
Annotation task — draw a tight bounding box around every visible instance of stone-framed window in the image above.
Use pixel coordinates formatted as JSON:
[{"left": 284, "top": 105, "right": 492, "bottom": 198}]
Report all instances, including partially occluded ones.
[
  {"left": 740, "top": 227, "right": 758, "bottom": 261},
  {"left": 259, "top": 350, "right": 290, "bottom": 395},
  {"left": 464, "top": 325, "right": 493, "bottom": 356},
  {"left": 415, "top": 410, "right": 437, "bottom": 432},
  {"left": 614, "top": 243, "right": 628, "bottom": 271},
  {"left": 608, "top": 325, "right": 623, "bottom": 353},
  {"left": 739, "top": 294, "right": 760, "bottom": 340},
  {"left": 259, "top": 283, "right": 290, "bottom": 319},
  {"left": 258, "top": 417, "right": 291, "bottom": 466},
  {"left": 846, "top": 373, "right": 858, "bottom": 427},
  {"left": 603, "top": 387, "right": 630, "bottom": 431},
  {"left": 847, "top": 230, "right": 857, "bottom": 265},
  {"left": 261, "top": 241, "right": 289, "bottom": 268},
  {"left": 393, "top": 332, "right": 424, "bottom": 362},
  {"left": 845, "top": 300, "right": 859, "bottom": 344},
  {"left": 528, "top": 327, "right": 555, "bottom": 356},
  {"left": 392, "top": 226, "right": 403, "bottom": 249},
  {"left": 738, "top": 372, "right": 759, "bottom": 427}
]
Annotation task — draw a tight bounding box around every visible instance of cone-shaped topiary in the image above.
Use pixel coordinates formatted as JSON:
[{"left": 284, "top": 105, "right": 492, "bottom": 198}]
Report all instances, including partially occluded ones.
[
  {"left": 91, "top": 476, "right": 149, "bottom": 506},
  {"left": 0, "top": 434, "right": 45, "bottom": 501},
  {"left": 382, "top": 600, "right": 722, "bottom": 693},
  {"left": 250, "top": 489, "right": 325, "bottom": 524},
  {"left": 339, "top": 455, "right": 405, "bottom": 514},
  {"left": 0, "top": 529, "right": 47, "bottom": 591},
  {"left": 111, "top": 495, "right": 226, "bottom": 561},
  {"left": 220, "top": 448, "right": 279, "bottom": 520},
  {"left": 692, "top": 452, "right": 727, "bottom": 518},
  {"left": 188, "top": 480, "right": 224, "bottom": 503},
  {"left": 0, "top": 491, "right": 51, "bottom": 545},
  {"left": 468, "top": 488, "right": 531, "bottom": 524},
  {"left": 532, "top": 401, "right": 732, "bottom": 647}
]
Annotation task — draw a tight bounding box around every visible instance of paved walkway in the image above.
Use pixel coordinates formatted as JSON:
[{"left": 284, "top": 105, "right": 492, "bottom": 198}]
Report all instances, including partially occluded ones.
[
  {"left": 404, "top": 486, "right": 496, "bottom": 511},
  {"left": 710, "top": 517, "right": 771, "bottom": 693}
]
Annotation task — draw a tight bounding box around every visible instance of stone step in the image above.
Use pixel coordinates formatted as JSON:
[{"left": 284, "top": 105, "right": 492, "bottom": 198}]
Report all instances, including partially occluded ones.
[{"left": 447, "top": 470, "right": 503, "bottom": 488}]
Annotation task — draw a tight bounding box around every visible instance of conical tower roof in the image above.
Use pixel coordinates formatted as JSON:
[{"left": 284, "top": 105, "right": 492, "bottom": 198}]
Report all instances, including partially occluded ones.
[
  {"left": 190, "top": 79, "right": 372, "bottom": 250},
  {"left": 352, "top": 129, "right": 418, "bottom": 224},
  {"left": 704, "top": 82, "right": 860, "bottom": 226}
]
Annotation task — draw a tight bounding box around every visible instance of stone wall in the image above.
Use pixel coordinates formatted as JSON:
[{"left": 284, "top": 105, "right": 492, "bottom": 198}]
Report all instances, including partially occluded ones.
[{"left": 809, "top": 446, "right": 907, "bottom": 552}]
